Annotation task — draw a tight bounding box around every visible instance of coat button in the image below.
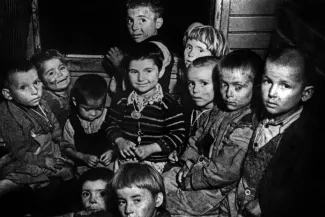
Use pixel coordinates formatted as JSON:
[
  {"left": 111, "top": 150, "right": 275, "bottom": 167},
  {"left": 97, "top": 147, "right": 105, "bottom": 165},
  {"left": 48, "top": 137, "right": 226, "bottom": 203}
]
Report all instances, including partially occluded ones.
[{"left": 245, "top": 189, "right": 251, "bottom": 195}]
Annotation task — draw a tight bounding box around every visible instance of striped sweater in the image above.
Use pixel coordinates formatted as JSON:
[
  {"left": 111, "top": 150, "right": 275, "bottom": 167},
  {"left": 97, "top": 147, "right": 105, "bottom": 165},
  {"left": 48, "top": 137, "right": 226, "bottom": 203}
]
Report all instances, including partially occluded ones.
[{"left": 106, "top": 92, "right": 186, "bottom": 162}]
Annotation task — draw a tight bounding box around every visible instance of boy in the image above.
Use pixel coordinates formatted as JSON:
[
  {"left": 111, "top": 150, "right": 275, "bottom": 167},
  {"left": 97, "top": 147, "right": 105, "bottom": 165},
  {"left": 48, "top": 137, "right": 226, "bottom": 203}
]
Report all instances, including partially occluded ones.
[
  {"left": 106, "top": 0, "right": 173, "bottom": 96},
  {"left": 60, "top": 167, "right": 114, "bottom": 217},
  {"left": 163, "top": 50, "right": 263, "bottom": 216},
  {"left": 0, "top": 58, "right": 73, "bottom": 197},
  {"left": 112, "top": 162, "right": 170, "bottom": 217},
  {"left": 233, "top": 47, "right": 318, "bottom": 217},
  {"left": 106, "top": 43, "right": 185, "bottom": 173},
  {"left": 61, "top": 74, "right": 114, "bottom": 176}
]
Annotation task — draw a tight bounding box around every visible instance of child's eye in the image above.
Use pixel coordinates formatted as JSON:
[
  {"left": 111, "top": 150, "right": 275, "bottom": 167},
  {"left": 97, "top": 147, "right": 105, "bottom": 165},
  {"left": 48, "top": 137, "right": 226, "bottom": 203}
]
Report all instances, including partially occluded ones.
[
  {"left": 20, "top": 85, "right": 26, "bottom": 90},
  {"left": 186, "top": 45, "right": 192, "bottom": 50},
  {"left": 34, "top": 80, "right": 41, "bottom": 86},
  {"left": 262, "top": 78, "right": 271, "bottom": 84},
  {"left": 117, "top": 200, "right": 126, "bottom": 206},
  {"left": 133, "top": 199, "right": 141, "bottom": 204},
  {"left": 235, "top": 85, "right": 243, "bottom": 91},
  {"left": 59, "top": 66, "right": 66, "bottom": 71},
  {"left": 199, "top": 48, "right": 204, "bottom": 53},
  {"left": 127, "top": 18, "right": 133, "bottom": 24},
  {"left": 188, "top": 81, "right": 194, "bottom": 88},
  {"left": 201, "top": 81, "right": 208, "bottom": 86},
  {"left": 280, "top": 83, "right": 290, "bottom": 89},
  {"left": 140, "top": 18, "right": 146, "bottom": 23},
  {"left": 82, "top": 191, "right": 90, "bottom": 198},
  {"left": 220, "top": 82, "right": 227, "bottom": 88},
  {"left": 128, "top": 70, "right": 138, "bottom": 74},
  {"left": 48, "top": 71, "right": 55, "bottom": 76}
]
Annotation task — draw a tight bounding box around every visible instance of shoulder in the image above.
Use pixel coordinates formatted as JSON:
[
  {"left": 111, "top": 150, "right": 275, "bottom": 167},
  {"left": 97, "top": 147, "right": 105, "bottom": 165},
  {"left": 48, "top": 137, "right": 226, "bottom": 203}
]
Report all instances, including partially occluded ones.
[{"left": 161, "top": 92, "right": 181, "bottom": 108}]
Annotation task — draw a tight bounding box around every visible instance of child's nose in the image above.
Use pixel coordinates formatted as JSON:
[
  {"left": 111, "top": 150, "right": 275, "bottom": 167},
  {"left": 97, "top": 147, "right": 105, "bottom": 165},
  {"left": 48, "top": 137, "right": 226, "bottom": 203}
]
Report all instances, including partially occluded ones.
[
  {"left": 125, "top": 203, "right": 134, "bottom": 214},
  {"left": 30, "top": 86, "right": 38, "bottom": 95},
  {"left": 89, "top": 193, "right": 98, "bottom": 204},
  {"left": 226, "top": 87, "right": 234, "bottom": 98},
  {"left": 268, "top": 85, "right": 278, "bottom": 98},
  {"left": 138, "top": 72, "right": 144, "bottom": 81},
  {"left": 132, "top": 21, "right": 140, "bottom": 31}
]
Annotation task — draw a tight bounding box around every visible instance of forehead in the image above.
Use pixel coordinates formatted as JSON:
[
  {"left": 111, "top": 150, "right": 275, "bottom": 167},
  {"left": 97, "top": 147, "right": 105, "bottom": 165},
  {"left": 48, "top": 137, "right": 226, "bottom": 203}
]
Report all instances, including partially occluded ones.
[
  {"left": 129, "top": 58, "right": 157, "bottom": 70},
  {"left": 220, "top": 68, "right": 253, "bottom": 83},
  {"left": 265, "top": 62, "right": 302, "bottom": 83},
  {"left": 188, "top": 66, "right": 213, "bottom": 80},
  {"left": 81, "top": 97, "right": 105, "bottom": 107},
  {"left": 10, "top": 69, "right": 38, "bottom": 85},
  {"left": 128, "top": 6, "right": 156, "bottom": 18},
  {"left": 82, "top": 180, "right": 107, "bottom": 190},
  {"left": 42, "top": 58, "right": 64, "bottom": 70},
  {"left": 116, "top": 186, "right": 153, "bottom": 198},
  {"left": 186, "top": 39, "right": 208, "bottom": 49}
]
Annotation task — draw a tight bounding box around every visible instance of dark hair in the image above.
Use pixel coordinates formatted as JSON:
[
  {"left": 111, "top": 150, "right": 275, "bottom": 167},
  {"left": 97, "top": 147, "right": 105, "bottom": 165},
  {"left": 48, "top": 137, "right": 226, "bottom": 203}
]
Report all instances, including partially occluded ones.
[
  {"left": 266, "top": 46, "right": 315, "bottom": 86},
  {"left": 111, "top": 163, "right": 166, "bottom": 208},
  {"left": 71, "top": 74, "right": 108, "bottom": 105},
  {"left": 30, "top": 49, "right": 67, "bottom": 81},
  {"left": 126, "top": 0, "right": 164, "bottom": 18},
  {"left": 218, "top": 49, "right": 263, "bottom": 87},
  {"left": 1, "top": 58, "right": 36, "bottom": 89},
  {"left": 123, "top": 42, "right": 164, "bottom": 72}
]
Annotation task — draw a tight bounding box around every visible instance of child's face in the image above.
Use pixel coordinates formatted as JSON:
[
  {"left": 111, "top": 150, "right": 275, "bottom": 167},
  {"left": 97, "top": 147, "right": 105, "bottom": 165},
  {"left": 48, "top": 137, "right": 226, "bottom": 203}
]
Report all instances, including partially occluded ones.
[
  {"left": 219, "top": 69, "right": 253, "bottom": 111},
  {"left": 82, "top": 179, "right": 108, "bottom": 212},
  {"left": 117, "top": 186, "right": 162, "bottom": 217},
  {"left": 262, "top": 62, "right": 306, "bottom": 116},
  {"left": 6, "top": 69, "right": 43, "bottom": 107},
  {"left": 187, "top": 66, "right": 215, "bottom": 110},
  {"left": 184, "top": 39, "right": 212, "bottom": 67},
  {"left": 128, "top": 59, "right": 159, "bottom": 97},
  {"left": 127, "top": 6, "right": 162, "bottom": 43},
  {"left": 76, "top": 97, "right": 105, "bottom": 121},
  {"left": 41, "top": 58, "right": 71, "bottom": 92}
]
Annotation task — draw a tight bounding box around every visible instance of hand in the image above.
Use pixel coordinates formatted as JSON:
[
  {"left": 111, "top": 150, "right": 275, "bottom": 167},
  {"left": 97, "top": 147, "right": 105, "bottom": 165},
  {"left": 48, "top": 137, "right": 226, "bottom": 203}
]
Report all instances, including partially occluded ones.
[
  {"left": 106, "top": 47, "right": 124, "bottom": 69},
  {"left": 115, "top": 138, "right": 136, "bottom": 159},
  {"left": 168, "top": 150, "right": 178, "bottom": 163},
  {"left": 132, "top": 145, "right": 153, "bottom": 161},
  {"left": 177, "top": 160, "right": 194, "bottom": 184},
  {"left": 82, "top": 154, "right": 99, "bottom": 168},
  {"left": 100, "top": 150, "right": 114, "bottom": 166},
  {"left": 45, "top": 156, "right": 66, "bottom": 172}
]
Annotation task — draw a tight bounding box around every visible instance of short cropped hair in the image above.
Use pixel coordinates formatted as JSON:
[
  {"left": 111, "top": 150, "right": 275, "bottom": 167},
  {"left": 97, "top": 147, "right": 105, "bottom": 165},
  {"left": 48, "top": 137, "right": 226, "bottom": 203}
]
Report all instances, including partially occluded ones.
[
  {"left": 218, "top": 49, "right": 263, "bottom": 86},
  {"left": 187, "top": 56, "right": 220, "bottom": 80},
  {"left": 1, "top": 58, "right": 35, "bottom": 89},
  {"left": 123, "top": 42, "right": 164, "bottom": 72},
  {"left": 266, "top": 46, "right": 315, "bottom": 86},
  {"left": 126, "top": 0, "right": 164, "bottom": 18},
  {"left": 79, "top": 167, "right": 114, "bottom": 191},
  {"left": 30, "top": 49, "right": 67, "bottom": 80},
  {"left": 111, "top": 163, "right": 166, "bottom": 207},
  {"left": 183, "top": 23, "right": 229, "bottom": 57},
  {"left": 71, "top": 74, "right": 108, "bottom": 105}
]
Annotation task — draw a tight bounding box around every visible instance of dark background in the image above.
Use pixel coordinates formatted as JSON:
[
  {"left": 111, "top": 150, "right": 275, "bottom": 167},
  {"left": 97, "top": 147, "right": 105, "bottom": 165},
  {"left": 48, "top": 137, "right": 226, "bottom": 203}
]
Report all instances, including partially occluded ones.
[{"left": 38, "top": 0, "right": 212, "bottom": 56}]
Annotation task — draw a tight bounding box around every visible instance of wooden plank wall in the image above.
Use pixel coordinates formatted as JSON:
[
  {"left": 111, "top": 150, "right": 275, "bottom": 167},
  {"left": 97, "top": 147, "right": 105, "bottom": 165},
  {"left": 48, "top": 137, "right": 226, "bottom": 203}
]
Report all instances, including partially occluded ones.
[{"left": 215, "top": 0, "right": 282, "bottom": 58}]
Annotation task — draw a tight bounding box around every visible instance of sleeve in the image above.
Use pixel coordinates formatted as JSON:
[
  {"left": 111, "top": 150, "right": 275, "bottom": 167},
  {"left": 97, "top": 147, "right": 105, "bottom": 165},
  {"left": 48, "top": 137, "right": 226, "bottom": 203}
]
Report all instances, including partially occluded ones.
[
  {"left": 185, "top": 125, "right": 253, "bottom": 190},
  {"left": 45, "top": 103, "right": 62, "bottom": 145},
  {"left": 60, "top": 120, "right": 76, "bottom": 151},
  {"left": 155, "top": 101, "right": 186, "bottom": 154},
  {"left": 104, "top": 101, "right": 125, "bottom": 144},
  {"left": 2, "top": 120, "right": 47, "bottom": 168},
  {"left": 180, "top": 126, "right": 204, "bottom": 163}
]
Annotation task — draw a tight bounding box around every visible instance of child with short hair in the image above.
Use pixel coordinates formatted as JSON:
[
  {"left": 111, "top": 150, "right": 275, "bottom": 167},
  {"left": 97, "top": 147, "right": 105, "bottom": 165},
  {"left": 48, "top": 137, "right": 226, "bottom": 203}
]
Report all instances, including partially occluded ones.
[
  {"left": 112, "top": 162, "right": 170, "bottom": 217},
  {"left": 0, "top": 58, "right": 73, "bottom": 197},
  {"left": 106, "top": 43, "right": 186, "bottom": 173},
  {"left": 232, "top": 47, "right": 318, "bottom": 217},
  {"left": 61, "top": 74, "right": 114, "bottom": 176},
  {"left": 30, "top": 49, "right": 72, "bottom": 128},
  {"left": 163, "top": 49, "right": 263, "bottom": 216},
  {"left": 106, "top": 0, "right": 174, "bottom": 97},
  {"left": 60, "top": 167, "right": 114, "bottom": 217},
  {"left": 167, "top": 56, "right": 220, "bottom": 164},
  {"left": 183, "top": 22, "right": 229, "bottom": 68}
]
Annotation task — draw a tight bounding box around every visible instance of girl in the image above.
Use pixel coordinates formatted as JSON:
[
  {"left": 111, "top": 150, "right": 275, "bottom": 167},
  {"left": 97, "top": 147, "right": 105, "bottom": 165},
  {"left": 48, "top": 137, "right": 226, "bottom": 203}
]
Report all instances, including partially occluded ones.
[{"left": 106, "top": 43, "right": 186, "bottom": 173}]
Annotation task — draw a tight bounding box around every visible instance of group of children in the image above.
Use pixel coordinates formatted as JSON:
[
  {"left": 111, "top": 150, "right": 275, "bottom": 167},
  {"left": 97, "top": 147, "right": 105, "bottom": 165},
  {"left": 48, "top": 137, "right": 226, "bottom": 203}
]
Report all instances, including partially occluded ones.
[{"left": 0, "top": 0, "right": 321, "bottom": 217}]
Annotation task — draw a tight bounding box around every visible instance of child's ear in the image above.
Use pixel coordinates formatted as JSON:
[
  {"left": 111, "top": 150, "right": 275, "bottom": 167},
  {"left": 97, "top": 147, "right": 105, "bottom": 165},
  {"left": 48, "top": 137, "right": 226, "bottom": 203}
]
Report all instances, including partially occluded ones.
[
  {"left": 155, "top": 17, "right": 163, "bottom": 30},
  {"left": 155, "top": 192, "right": 164, "bottom": 208},
  {"left": 301, "top": 85, "right": 314, "bottom": 102},
  {"left": 2, "top": 88, "right": 12, "bottom": 101},
  {"left": 72, "top": 97, "right": 77, "bottom": 106}
]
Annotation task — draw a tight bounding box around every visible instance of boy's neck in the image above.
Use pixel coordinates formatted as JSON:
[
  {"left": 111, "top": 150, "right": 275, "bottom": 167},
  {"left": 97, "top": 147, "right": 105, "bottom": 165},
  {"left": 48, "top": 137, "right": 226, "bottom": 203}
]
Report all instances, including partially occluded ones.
[
  {"left": 265, "top": 105, "right": 303, "bottom": 123},
  {"left": 52, "top": 89, "right": 69, "bottom": 98}
]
